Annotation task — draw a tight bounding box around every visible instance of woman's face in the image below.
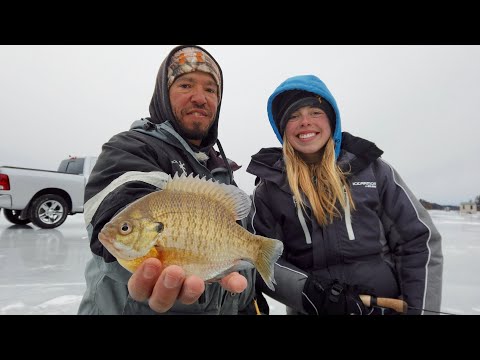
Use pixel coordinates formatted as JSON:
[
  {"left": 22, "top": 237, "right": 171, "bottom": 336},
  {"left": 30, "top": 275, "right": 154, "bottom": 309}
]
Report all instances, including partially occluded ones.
[{"left": 284, "top": 105, "right": 332, "bottom": 162}]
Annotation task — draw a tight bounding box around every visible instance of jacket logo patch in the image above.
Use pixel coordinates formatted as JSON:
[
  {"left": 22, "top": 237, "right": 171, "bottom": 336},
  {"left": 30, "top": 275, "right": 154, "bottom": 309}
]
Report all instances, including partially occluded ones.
[
  {"left": 352, "top": 181, "right": 376, "bottom": 188},
  {"left": 172, "top": 160, "right": 187, "bottom": 175}
]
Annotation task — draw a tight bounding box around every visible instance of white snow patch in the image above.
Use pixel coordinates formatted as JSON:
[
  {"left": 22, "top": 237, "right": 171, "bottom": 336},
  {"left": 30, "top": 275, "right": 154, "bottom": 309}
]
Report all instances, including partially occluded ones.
[
  {"left": 1, "top": 296, "right": 83, "bottom": 315},
  {"left": 36, "top": 295, "right": 81, "bottom": 309},
  {"left": 0, "top": 302, "right": 26, "bottom": 314}
]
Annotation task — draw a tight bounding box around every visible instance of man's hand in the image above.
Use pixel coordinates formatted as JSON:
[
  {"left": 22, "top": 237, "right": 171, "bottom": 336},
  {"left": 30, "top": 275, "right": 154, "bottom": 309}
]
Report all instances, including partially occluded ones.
[{"left": 127, "top": 258, "right": 247, "bottom": 313}]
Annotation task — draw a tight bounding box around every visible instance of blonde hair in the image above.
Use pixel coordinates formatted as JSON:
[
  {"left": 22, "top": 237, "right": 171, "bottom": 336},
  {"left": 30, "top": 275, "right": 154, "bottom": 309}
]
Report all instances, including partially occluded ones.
[{"left": 283, "top": 136, "right": 355, "bottom": 225}]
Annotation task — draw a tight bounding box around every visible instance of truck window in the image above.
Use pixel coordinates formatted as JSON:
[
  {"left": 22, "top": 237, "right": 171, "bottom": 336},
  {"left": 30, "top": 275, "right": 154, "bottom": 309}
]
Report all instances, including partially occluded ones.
[{"left": 57, "top": 158, "right": 85, "bottom": 175}]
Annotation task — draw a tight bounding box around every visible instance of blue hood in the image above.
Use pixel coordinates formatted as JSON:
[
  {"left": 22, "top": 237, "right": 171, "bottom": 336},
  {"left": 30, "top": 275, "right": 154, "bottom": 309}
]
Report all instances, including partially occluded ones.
[{"left": 267, "top": 75, "right": 342, "bottom": 160}]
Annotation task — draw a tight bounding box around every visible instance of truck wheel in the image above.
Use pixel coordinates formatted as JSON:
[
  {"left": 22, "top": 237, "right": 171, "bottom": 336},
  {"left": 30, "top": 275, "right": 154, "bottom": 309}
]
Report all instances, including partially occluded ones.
[
  {"left": 4, "top": 209, "right": 31, "bottom": 225},
  {"left": 30, "top": 194, "right": 69, "bottom": 229}
]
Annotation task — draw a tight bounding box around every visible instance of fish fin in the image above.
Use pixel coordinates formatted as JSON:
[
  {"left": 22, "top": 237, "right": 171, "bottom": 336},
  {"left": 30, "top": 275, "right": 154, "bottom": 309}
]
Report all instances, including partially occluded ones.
[
  {"left": 254, "top": 235, "right": 284, "bottom": 291},
  {"left": 167, "top": 173, "right": 251, "bottom": 220},
  {"left": 206, "top": 260, "right": 255, "bottom": 282}
]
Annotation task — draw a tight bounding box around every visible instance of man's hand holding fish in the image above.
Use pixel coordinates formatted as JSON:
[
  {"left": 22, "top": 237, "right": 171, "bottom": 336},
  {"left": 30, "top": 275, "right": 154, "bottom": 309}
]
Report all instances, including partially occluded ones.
[{"left": 127, "top": 258, "right": 248, "bottom": 313}]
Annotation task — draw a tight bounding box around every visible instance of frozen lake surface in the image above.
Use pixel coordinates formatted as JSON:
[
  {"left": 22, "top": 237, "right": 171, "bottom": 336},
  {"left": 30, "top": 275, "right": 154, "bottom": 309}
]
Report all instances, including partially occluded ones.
[{"left": 0, "top": 210, "right": 479, "bottom": 315}]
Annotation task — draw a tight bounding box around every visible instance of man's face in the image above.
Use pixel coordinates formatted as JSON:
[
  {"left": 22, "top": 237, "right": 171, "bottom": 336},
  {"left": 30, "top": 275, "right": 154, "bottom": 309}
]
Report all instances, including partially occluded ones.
[{"left": 169, "top": 72, "right": 219, "bottom": 146}]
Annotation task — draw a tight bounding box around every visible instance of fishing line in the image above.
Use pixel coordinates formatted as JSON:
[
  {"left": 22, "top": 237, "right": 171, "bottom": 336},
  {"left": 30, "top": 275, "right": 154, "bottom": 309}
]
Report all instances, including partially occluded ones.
[{"left": 408, "top": 306, "right": 457, "bottom": 315}]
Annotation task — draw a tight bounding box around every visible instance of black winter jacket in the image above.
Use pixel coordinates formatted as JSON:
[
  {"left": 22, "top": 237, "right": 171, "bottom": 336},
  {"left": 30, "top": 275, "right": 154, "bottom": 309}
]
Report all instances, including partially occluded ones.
[{"left": 247, "top": 133, "right": 443, "bottom": 315}]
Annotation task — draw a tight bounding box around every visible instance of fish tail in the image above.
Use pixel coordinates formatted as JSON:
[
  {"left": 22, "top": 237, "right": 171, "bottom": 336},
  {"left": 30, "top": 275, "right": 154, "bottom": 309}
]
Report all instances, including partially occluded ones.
[{"left": 253, "top": 235, "right": 284, "bottom": 291}]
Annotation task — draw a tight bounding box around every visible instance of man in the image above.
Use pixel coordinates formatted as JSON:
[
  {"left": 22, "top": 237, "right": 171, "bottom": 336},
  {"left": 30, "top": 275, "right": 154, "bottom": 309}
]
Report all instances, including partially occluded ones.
[{"left": 78, "top": 45, "right": 255, "bottom": 315}]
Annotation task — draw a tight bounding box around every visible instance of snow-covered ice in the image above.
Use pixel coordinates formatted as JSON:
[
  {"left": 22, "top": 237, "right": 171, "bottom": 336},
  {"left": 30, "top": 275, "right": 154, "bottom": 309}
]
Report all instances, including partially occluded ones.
[{"left": 0, "top": 210, "right": 479, "bottom": 315}]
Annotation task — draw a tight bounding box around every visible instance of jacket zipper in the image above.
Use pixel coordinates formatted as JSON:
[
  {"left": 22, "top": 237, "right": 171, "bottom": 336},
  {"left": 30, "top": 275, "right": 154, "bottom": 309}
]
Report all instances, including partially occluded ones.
[
  {"left": 344, "top": 186, "right": 355, "bottom": 240},
  {"left": 293, "top": 196, "right": 312, "bottom": 244}
]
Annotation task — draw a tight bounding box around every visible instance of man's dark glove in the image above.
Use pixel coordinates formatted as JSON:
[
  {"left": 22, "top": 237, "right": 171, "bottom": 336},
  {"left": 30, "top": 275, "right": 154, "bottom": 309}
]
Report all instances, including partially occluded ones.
[{"left": 302, "top": 276, "right": 368, "bottom": 315}]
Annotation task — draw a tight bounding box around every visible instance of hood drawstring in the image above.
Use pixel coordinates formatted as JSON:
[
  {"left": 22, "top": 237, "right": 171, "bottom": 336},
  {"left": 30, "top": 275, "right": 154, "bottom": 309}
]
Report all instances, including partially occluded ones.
[
  {"left": 216, "top": 139, "right": 233, "bottom": 184},
  {"left": 343, "top": 186, "right": 355, "bottom": 240}
]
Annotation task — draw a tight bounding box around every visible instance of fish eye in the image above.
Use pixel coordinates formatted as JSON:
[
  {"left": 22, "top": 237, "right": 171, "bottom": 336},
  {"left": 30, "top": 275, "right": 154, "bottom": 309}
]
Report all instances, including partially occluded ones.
[
  {"left": 120, "top": 222, "right": 132, "bottom": 235},
  {"left": 156, "top": 222, "right": 164, "bottom": 233}
]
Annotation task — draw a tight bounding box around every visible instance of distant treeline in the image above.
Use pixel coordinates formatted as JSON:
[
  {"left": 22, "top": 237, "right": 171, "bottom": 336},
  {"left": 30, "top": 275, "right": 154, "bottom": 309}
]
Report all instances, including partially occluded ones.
[{"left": 419, "top": 199, "right": 459, "bottom": 211}]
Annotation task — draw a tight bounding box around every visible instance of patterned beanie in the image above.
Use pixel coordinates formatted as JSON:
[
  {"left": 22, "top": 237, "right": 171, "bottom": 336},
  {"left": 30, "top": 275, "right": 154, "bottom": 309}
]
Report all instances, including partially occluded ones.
[{"left": 167, "top": 47, "right": 222, "bottom": 97}]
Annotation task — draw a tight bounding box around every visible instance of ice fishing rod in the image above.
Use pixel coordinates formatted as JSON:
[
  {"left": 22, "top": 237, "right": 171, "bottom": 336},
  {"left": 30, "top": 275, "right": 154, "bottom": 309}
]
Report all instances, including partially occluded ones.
[
  {"left": 252, "top": 295, "right": 455, "bottom": 315},
  {"left": 360, "top": 295, "right": 457, "bottom": 315}
]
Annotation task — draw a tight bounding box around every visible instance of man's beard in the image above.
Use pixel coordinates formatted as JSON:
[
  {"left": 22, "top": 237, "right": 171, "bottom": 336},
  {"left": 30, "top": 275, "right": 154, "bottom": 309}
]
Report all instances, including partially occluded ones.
[{"left": 177, "top": 121, "right": 211, "bottom": 141}]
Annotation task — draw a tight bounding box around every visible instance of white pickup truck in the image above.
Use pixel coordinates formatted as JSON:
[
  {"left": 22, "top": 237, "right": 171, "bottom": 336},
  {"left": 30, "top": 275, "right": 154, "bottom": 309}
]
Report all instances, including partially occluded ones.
[{"left": 0, "top": 156, "right": 97, "bottom": 229}]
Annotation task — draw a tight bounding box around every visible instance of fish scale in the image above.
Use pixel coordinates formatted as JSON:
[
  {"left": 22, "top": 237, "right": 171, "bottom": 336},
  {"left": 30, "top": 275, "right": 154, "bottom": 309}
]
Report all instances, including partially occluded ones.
[{"left": 158, "top": 192, "right": 234, "bottom": 255}]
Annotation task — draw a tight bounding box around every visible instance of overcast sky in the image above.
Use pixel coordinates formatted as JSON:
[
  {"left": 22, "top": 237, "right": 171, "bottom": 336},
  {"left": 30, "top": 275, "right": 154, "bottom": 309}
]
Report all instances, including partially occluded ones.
[{"left": 1, "top": 45, "right": 478, "bottom": 205}]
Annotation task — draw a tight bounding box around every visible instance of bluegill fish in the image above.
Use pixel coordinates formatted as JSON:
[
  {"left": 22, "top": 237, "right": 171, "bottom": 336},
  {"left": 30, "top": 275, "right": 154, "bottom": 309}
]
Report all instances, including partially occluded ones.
[{"left": 98, "top": 174, "right": 283, "bottom": 290}]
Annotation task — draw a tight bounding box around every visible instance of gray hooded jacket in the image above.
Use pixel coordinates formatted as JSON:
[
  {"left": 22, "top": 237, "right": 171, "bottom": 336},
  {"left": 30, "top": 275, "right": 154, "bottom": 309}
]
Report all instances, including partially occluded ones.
[{"left": 78, "top": 46, "right": 255, "bottom": 315}]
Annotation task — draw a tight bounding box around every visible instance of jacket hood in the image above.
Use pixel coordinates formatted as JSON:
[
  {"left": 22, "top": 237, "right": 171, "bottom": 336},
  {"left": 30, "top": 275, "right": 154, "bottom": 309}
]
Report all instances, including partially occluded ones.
[
  {"left": 267, "top": 75, "right": 342, "bottom": 160},
  {"left": 148, "top": 45, "right": 224, "bottom": 151}
]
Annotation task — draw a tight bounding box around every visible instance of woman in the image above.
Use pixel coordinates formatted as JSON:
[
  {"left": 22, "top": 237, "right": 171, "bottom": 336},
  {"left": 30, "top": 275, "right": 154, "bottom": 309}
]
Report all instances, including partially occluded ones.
[{"left": 247, "top": 75, "right": 443, "bottom": 315}]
